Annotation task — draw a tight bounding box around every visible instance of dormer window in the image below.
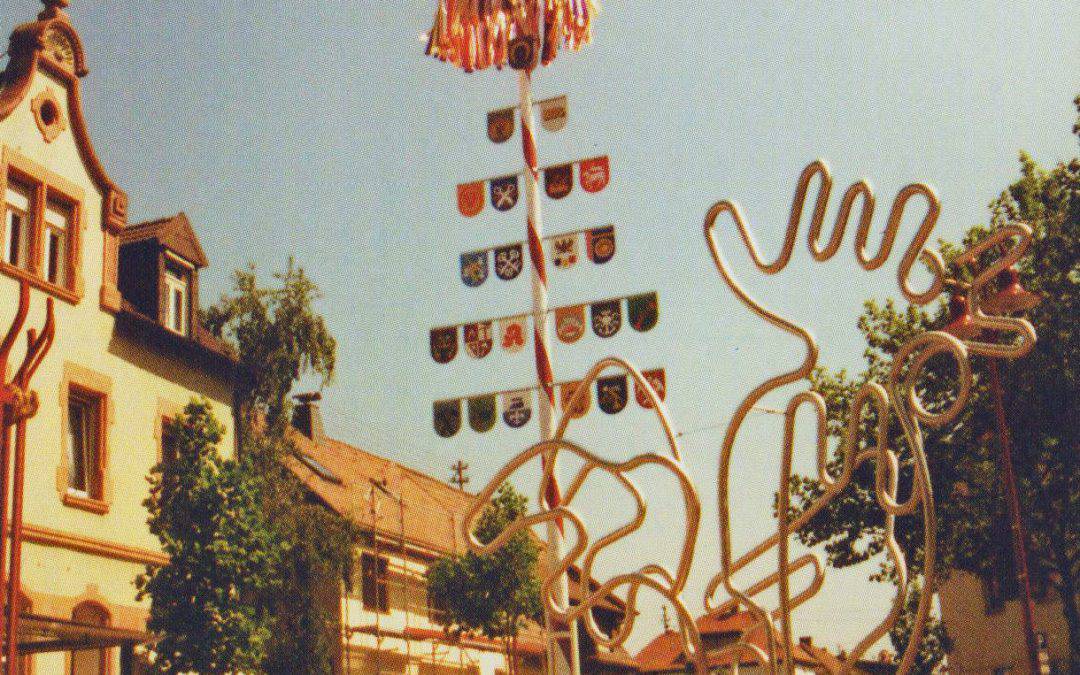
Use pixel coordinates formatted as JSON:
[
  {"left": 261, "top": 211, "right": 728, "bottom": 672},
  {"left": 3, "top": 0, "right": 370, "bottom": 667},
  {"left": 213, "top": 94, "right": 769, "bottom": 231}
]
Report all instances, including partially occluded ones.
[
  {"left": 117, "top": 212, "right": 209, "bottom": 337},
  {"left": 163, "top": 259, "right": 189, "bottom": 336},
  {"left": 3, "top": 180, "right": 33, "bottom": 270}
]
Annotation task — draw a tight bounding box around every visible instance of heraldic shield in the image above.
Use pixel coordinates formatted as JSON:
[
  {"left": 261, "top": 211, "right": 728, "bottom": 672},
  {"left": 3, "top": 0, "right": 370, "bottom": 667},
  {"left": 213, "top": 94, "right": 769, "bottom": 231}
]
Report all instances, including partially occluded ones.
[
  {"left": 499, "top": 316, "right": 527, "bottom": 353},
  {"left": 552, "top": 234, "right": 579, "bottom": 268},
  {"left": 501, "top": 390, "right": 532, "bottom": 428},
  {"left": 464, "top": 321, "right": 494, "bottom": 359},
  {"left": 468, "top": 395, "right": 497, "bottom": 433},
  {"left": 494, "top": 244, "right": 524, "bottom": 280},
  {"left": 457, "top": 181, "right": 484, "bottom": 217},
  {"left": 460, "top": 251, "right": 489, "bottom": 287},
  {"left": 539, "top": 95, "right": 568, "bottom": 132},
  {"left": 579, "top": 155, "right": 610, "bottom": 193},
  {"left": 634, "top": 368, "right": 666, "bottom": 408},
  {"left": 555, "top": 305, "right": 586, "bottom": 343},
  {"left": 490, "top": 175, "right": 519, "bottom": 211},
  {"left": 586, "top": 226, "right": 616, "bottom": 264},
  {"left": 596, "top": 374, "right": 628, "bottom": 414},
  {"left": 487, "top": 107, "right": 514, "bottom": 143},
  {"left": 628, "top": 292, "right": 659, "bottom": 332},
  {"left": 591, "top": 299, "right": 622, "bottom": 338},
  {"left": 544, "top": 163, "right": 573, "bottom": 199},
  {"left": 430, "top": 326, "right": 458, "bottom": 363},
  {"left": 433, "top": 399, "right": 461, "bottom": 437}
]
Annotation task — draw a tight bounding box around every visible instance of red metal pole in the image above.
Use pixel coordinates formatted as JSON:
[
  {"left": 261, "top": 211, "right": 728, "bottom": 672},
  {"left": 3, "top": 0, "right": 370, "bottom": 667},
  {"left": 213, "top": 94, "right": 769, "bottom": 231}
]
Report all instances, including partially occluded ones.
[
  {"left": 3, "top": 419, "right": 27, "bottom": 675},
  {"left": 0, "top": 419, "right": 10, "bottom": 675},
  {"left": 988, "top": 358, "right": 1042, "bottom": 674}
]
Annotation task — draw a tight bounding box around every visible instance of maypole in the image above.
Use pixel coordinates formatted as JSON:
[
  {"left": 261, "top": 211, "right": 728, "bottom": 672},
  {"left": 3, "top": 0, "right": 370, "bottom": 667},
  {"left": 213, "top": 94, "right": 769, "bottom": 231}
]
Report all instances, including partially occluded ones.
[
  {"left": 424, "top": 3, "right": 599, "bottom": 673},
  {"left": 516, "top": 65, "right": 581, "bottom": 675}
]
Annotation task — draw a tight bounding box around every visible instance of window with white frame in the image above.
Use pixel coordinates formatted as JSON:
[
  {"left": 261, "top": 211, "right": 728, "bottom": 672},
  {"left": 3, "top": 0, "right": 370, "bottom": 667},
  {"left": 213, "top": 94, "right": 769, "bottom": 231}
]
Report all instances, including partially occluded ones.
[
  {"left": 3, "top": 181, "right": 33, "bottom": 270},
  {"left": 43, "top": 198, "right": 71, "bottom": 286},
  {"left": 66, "top": 390, "right": 102, "bottom": 499},
  {"left": 164, "top": 262, "right": 189, "bottom": 335}
]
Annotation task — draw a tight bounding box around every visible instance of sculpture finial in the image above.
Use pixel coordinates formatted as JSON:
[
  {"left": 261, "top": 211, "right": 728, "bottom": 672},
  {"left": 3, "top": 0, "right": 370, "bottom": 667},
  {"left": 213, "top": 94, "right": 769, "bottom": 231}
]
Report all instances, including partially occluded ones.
[{"left": 39, "top": 0, "right": 70, "bottom": 20}]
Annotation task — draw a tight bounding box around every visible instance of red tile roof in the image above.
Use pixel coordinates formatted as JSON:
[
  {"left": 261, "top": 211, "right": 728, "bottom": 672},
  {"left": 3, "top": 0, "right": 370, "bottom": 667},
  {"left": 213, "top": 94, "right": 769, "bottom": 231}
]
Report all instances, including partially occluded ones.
[
  {"left": 634, "top": 610, "right": 826, "bottom": 672},
  {"left": 286, "top": 431, "right": 474, "bottom": 555}
]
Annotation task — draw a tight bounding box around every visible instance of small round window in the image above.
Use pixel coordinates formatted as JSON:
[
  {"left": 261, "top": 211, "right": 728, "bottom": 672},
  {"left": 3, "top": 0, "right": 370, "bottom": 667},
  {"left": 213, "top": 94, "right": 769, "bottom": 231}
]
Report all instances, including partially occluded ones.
[{"left": 32, "top": 89, "right": 67, "bottom": 143}]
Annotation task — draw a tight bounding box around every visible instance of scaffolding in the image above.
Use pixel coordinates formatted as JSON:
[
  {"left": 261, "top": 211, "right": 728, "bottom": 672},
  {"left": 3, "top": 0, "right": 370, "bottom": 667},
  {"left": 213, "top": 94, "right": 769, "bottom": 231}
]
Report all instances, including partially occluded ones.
[{"left": 341, "top": 476, "right": 490, "bottom": 675}]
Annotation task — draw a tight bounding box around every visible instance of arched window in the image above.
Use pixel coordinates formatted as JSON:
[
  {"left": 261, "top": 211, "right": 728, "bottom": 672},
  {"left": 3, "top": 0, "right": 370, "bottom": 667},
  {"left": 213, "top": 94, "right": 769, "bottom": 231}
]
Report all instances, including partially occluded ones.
[{"left": 70, "top": 602, "right": 109, "bottom": 675}]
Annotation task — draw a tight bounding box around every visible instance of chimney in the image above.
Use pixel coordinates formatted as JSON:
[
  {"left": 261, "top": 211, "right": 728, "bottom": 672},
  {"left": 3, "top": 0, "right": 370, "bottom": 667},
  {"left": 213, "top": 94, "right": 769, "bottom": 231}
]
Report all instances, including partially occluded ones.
[{"left": 292, "top": 392, "right": 324, "bottom": 441}]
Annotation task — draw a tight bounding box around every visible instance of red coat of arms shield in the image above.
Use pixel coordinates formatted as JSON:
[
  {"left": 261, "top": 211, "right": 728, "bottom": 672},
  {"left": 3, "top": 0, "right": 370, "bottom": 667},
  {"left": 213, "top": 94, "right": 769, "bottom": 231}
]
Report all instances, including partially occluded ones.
[{"left": 579, "top": 156, "right": 610, "bottom": 193}]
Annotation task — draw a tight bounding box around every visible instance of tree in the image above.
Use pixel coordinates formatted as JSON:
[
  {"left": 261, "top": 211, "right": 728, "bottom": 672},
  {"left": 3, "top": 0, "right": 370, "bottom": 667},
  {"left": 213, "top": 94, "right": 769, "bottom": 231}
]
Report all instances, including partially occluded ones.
[
  {"left": 203, "top": 258, "right": 336, "bottom": 438},
  {"left": 137, "top": 400, "right": 281, "bottom": 674},
  {"left": 205, "top": 259, "right": 355, "bottom": 674},
  {"left": 789, "top": 100, "right": 1079, "bottom": 672},
  {"left": 427, "top": 483, "right": 543, "bottom": 675},
  {"left": 244, "top": 431, "right": 358, "bottom": 675}
]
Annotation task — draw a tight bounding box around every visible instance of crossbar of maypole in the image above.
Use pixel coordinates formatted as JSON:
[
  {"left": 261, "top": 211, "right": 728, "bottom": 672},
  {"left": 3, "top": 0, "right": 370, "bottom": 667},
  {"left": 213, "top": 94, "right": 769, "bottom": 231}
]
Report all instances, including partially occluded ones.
[{"left": 518, "top": 67, "right": 580, "bottom": 675}]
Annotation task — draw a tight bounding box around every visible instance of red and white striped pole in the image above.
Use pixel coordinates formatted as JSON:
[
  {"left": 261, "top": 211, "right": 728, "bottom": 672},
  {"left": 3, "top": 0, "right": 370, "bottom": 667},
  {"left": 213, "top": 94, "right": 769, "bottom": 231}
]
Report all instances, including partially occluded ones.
[{"left": 518, "top": 68, "right": 581, "bottom": 675}]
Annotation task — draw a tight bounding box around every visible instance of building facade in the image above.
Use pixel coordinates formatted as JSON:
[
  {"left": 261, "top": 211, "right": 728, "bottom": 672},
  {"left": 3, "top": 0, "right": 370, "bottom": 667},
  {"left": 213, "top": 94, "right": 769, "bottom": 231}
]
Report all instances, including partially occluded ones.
[
  {"left": 939, "top": 570, "right": 1071, "bottom": 674},
  {"left": 0, "top": 2, "right": 237, "bottom": 672},
  {"left": 287, "top": 395, "right": 545, "bottom": 675}
]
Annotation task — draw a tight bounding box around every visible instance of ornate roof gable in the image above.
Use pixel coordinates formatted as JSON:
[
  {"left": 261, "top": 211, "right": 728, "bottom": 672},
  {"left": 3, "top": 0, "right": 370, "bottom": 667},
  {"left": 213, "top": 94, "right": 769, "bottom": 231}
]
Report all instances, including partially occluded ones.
[{"left": 0, "top": 1, "right": 127, "bottom": 231}]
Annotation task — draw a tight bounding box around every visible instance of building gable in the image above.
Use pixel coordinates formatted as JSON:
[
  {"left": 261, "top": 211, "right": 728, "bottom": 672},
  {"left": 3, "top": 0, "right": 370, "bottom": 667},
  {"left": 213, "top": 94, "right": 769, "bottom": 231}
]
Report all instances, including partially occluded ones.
[{"left": 0, "top": 1, "right": 127, "bottom": 310}]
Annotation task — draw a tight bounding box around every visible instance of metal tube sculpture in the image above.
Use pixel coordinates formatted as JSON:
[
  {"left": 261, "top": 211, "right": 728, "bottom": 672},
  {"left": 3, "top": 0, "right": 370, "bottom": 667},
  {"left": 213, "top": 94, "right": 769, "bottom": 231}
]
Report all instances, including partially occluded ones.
[
  {"left": 463, "top": 159, "right": 1039, "bottom": 675},
  {"left": 702, "top": 161, "right": 1036, "bottom": 674},
  {"left": 0, "top": 280, "right": 56, "bottom": 674},
  {"left": 425, "top": 3, "right": 597, "bottom": 673}
]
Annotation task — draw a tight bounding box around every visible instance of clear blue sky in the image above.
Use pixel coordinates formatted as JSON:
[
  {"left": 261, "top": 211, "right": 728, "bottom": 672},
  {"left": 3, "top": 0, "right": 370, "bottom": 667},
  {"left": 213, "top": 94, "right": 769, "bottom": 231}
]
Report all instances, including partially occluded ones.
[{"left": 6, "top": 0, "right": 1077, "bottom": 655}]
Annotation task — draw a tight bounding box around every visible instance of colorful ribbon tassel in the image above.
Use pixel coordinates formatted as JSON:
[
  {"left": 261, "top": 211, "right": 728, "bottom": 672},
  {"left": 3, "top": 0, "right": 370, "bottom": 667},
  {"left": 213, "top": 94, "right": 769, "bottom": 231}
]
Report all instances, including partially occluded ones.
[{"left": 425, "top": 0, "right": 598, "bottom": 72}]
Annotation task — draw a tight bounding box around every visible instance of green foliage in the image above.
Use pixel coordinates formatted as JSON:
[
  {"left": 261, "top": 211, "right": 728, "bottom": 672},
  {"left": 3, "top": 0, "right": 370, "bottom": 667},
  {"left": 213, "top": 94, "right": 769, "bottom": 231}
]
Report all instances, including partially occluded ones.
[
  {"left": 204, "top": 257, "right": 336, "bottom": 435},
  {"left": 427, "top": 484, "right": 542, "bottom": 673},
  {"left": 254, "top": 432, "right": 359, "bottom": 675},
  {"left": 205, "top": 259, "right": 355, "bottom": 674},
  {"left": 137, "top": 400, "right": 282, "bottom": 674},
  {"left": 889, "top": 581, "right": 952, "bottom": 673},
  {"left": 788, "top": 100, "right": 1080, "bottom": 672}
]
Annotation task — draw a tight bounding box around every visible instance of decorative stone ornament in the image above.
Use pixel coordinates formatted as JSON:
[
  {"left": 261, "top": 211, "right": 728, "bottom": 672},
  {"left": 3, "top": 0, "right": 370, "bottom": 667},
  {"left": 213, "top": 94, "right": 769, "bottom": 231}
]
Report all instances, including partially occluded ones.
[
  {"left": 42, "top": 27, "right": 77, "bottom": 73},
  {"left": 31, "top": 89, "right": 66, "bottom": 143}
]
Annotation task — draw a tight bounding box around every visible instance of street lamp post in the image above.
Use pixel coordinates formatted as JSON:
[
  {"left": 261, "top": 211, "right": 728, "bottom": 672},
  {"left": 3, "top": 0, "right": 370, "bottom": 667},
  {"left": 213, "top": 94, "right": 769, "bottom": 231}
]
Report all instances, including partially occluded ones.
[{"left": 947, "top": 267, "right": 1043, "bottom": 675}]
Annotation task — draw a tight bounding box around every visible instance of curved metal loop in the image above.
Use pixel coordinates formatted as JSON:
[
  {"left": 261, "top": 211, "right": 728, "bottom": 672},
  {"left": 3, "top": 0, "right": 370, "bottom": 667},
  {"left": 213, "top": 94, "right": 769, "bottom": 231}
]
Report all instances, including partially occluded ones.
[
  {"left": 461, "top": 377, "right": 706, "bottom": 672},
  {"left": 712, "top": 159, "right": 946, "bottom": 306}
]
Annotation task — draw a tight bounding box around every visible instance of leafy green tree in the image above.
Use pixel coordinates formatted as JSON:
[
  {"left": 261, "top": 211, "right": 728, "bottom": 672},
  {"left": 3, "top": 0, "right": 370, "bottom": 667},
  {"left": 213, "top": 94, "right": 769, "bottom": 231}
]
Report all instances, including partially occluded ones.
[
  {"left": 427, "top": 483, "right": 543, "bottom": 675},
  {"left": 203, "top": 258, "right": 336, "bottom": 438},
  {"left": 789, "top": 101, "right": 1079, "bottom": 672},
  {"left": 137, "top": 400, "right": 282, "bottom": 674},
  {"left": 205, "top": 259, "right": 355, "bottom": 674}
]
